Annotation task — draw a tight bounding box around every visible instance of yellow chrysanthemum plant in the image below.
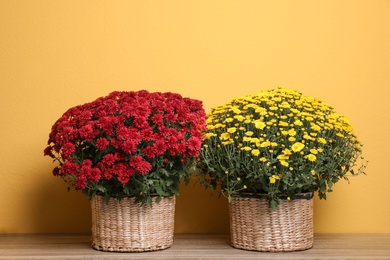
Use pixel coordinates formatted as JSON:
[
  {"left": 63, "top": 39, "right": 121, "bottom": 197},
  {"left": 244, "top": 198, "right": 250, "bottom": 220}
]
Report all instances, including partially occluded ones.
[{"left": 197, "top": 87, "right": 367, "bottom": 208}]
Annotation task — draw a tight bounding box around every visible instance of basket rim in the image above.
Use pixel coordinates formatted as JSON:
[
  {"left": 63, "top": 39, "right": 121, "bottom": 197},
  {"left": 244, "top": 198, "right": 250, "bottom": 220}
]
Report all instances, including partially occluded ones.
[{"left": 233, "top": 192, "right": 313, "bottom": 200}]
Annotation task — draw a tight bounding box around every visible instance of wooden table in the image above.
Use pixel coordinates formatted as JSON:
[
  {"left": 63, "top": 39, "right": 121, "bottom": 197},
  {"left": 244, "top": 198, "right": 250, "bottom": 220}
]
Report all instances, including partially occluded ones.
[{"left": 1, "top": 233, "right": 390, "bottom": 259}]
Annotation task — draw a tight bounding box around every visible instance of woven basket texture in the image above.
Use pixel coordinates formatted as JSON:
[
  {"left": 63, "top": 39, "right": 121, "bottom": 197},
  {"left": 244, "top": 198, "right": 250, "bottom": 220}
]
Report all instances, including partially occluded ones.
[
  {"left": 91, "top": 195, "right": 175, "bottom": 252},
  {"left": 229, "top": 195, "right": 313, "bottom": 252}
]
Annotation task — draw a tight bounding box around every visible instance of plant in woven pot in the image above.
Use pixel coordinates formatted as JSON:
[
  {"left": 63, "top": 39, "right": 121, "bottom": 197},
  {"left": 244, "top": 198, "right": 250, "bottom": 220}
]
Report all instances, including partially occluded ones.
[
  {"left": 197, "top": 87, "right": 367, "bottom": 252},
  {"left": 44, "top": 90, "right": 206, "bottom": 252}
]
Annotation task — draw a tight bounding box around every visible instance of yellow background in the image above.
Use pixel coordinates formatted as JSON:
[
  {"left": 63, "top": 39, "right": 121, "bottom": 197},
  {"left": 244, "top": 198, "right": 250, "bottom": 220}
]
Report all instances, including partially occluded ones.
[{"left": 1, "top": 0, "right": 389, "bottom": 234}]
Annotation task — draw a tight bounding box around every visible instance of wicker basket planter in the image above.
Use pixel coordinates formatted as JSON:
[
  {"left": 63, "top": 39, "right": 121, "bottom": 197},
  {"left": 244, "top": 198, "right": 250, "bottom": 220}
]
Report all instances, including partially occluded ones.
[
  {"left": 91, "top": 195, "right": 175, "bottom": 252},
  {"left": 229, "top": 193, "right": 313, "bottom": 252}
]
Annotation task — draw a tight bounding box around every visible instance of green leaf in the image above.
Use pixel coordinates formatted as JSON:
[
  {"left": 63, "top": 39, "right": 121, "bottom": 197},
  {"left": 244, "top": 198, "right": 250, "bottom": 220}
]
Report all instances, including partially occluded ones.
[
  {"left": 147, "top": 196, "right": 153, "bottom": 208},
  {"left": 327, "top": 180, "right": 333, "bottom": 190},
  {"left": 155, "top": 183, "right": 169, "bottom": 196},
  {"left": 269, "top": 199, "right": 278, "bottom": 208}
]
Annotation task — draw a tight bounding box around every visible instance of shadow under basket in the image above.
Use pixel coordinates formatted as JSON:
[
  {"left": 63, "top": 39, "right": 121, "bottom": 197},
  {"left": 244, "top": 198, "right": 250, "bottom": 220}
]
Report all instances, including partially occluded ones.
[
  {"left": 229, "top": 193, "right": 313, "bottom": 252},
  {"left": 91, "top": 195, "right": 175, "bottom": 252}
]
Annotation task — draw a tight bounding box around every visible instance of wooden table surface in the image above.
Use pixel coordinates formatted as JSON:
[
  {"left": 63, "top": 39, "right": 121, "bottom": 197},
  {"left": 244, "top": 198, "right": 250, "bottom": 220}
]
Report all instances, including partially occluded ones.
[{"left": 1, "top": 233, "right": 390, "bottom": 259}]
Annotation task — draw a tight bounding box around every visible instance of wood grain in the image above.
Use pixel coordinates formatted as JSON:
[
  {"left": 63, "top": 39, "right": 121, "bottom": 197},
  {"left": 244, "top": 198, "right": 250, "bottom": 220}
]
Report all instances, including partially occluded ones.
[{"left": 0, "top": 234, "right": 389, "bottom": 259}]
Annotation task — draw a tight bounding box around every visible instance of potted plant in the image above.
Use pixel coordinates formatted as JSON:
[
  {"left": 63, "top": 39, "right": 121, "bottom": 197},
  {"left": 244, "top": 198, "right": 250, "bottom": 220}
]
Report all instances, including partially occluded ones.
[
  {"left": 44, "top": 90, "right": 206, "bottom": 252},
  {"left": 197, "top": 87, "right": 367, "bottom": 252}
]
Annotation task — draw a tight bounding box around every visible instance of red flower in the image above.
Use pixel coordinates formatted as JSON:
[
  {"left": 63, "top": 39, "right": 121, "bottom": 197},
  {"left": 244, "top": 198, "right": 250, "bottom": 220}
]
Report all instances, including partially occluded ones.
[
  {"left": 79, "top": 124, "right": 94, "bottom": 140},
  {"left": 61, "top": 142, "right": 75, "bottom": 157},
  {"left": 116, "top": 124, "right": 130, "bottom": 141},
  {"left": 187, "top": 136, "right": 202, "bottom": 151},
  {"left": 122, "top": 140, "right": 137, "bottom": 154},
  {"left": 112, "top": 163, "right": 134, "bottom": 184},
  {"left": 153, "top": 139, "right": 167, "bottom": 155},
  {"left": 142, "top": 146, "right": 157, "bottom": 158},
  {"left": 141, "top": 128, "right": 154, "bottom": 141},
  {"left": 80, "top": 110, "right": 92, "bottom": 122},
  {"left": 165, "top": 113, "right": 178, "bottom": 123},
  {"left": 134, "top": 116, "right": 148, "bottom": 128},
  {"left": 61, "top": 161, "right": 78, "bottom": 175},
  {"left": 98, "top": 116, "right": 117, "bottom": 136},
  {"left": 45, "top": 90, "right": 207, "bottom": 196},
  {"left": 96, "top": 137, "right": 109, "bottom": 150},
  {"left": 102, "top": 154, "right": 117, "bottom": 166},
  {"left": 151, "top": 114, "right": 164, "bottom": 126},
  {"left": 44, "top": 146, "right": 55, "bottom": 158},
  {"left": 88, "top": 167, "right": 101, "bottom": 182},
  {"left": 130, "top": 155, "right": 152, "bottom": 174},
  {"left": 102, "top": 167, "right": 114, "bottom": 180},
  {"left": 75, "top": 175, "right": 87, "bottom": 189},
  {"left": 52, "top": 167, "right": 60, "bottom": 176}
]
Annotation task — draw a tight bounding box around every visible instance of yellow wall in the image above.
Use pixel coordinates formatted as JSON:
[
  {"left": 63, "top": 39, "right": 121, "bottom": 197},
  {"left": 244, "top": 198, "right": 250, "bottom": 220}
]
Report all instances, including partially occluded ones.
[{"left": 1, "top": 0, "right": 389, "bottom": 234}]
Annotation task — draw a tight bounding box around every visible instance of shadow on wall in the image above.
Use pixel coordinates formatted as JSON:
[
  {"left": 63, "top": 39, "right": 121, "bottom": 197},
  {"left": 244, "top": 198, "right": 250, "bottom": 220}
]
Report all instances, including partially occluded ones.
[
  {"left": 30, "top": 172, "right": 92, "bottom": 234},
  {"left": 25, "top": 170, "right": 229, "bottom": 234},
  {"left": 175, "top": 178, "right": 230, "bottom": 234}
]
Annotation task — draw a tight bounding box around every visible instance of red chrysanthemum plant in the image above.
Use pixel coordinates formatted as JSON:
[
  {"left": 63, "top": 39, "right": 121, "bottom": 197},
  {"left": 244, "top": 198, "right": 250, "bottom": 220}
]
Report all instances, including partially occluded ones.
[{"left": 44, "top": 90, "right": 206, "bottom": 206}]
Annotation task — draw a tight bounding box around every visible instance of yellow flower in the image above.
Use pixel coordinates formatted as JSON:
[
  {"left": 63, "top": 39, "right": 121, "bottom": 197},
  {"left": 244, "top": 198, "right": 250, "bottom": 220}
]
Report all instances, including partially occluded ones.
[
  {"left": 288, "top": 129, "right": 296, "bottom": 136},
  {"left": 291, "top": 142, "right": 305, "bottom": 152},
  {"left": 279, "top": 101, "right": 291, "bottom": 109},
  {"left": 237, "top": 177, "right": 241, "bottom": 181},
  {"left": 306, "top": 154, "right": 317, "bottom": 162},
  {"left": 231, "top": 107, "right": 241, "bottom": 114},
  {"left": 245, "top": 131, "right": 254, "bottom": 136},
  {"left": 243, "top": 136, "right": 251, "bottom": 142},
  {"left": 225, "top": 118, "right": 234, "bottom": 123},
  {"left": 212, "top": 123, "right": 225, "bottom": 129},
  {"left": 269, "top": 174, "right": 280, "bottom": 184},
  {"left": 303, "top": 134, "right": 314, "bottom": 140},
  {"left": 294, "top": 119, "right": 303, "bottom": 126},
  {"left": 241, "top": 146, "right": 252, "bottom": 151},
  {"left": 204, "top": 133, "right": 217, "bottom": 140},
  {"left": 283, "top": 148, "right": 292, "bottom": 155},
  {"left": 222, "top": 140, "right": 234, "bottom": 145},
  {"left": 260, "top": 141, "right": 271, "bottom": 148},
  {"left": 234, "top": 115, "right": 245, "bottom": 122},
  {"left": 251, "top": 149, "right": 260, "bottom": 156},
  {"left": 254, "top": 121, "right": 266, "bottom": 130},
  {"left": 318, "top": 138, "right": 327, "bottom": 144},
  {"left": 260, "top": 157, "right": 267, "bottom": 162},
  {"left": 220, "top": 133, "right": 230, "bottom": 140},
  {"left": 243, "top": 185, "right": 247, "bottom": 189},
  {"left": 277, "top": 154, "right": 289, "bottom": 160},
  {"left": 310, "top": 149, "right": 318, "bottom": 154},
  {"left": 227, "top": 127, "right": 237, "bottom": 133},
  {"left": 279, "top": 121, "right": 289, "bottom": 127},
  {"left": 288, "top": 136, "right": 296, "bottom": 142},
  {"left": 280, "top": 160, "right": 289, "bottom": 167},
  {"left": 311, "top": 124, "right": 321, "bottom": 131},
  {"left": 311, "top": 170, "right": 316, "bottom": 176}
]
